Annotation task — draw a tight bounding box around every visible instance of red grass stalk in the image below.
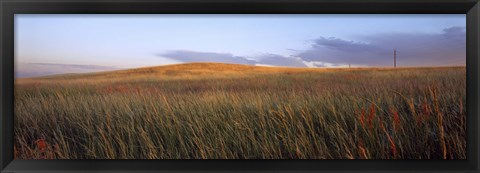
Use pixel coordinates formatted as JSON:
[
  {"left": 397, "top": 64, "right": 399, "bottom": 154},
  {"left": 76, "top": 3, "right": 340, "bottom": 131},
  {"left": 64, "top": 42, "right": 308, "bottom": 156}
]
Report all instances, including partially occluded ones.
[
  {"left": 390, "top": 108, "right": 400, "bottom": 132},
  {"left": 359, "top": 108, "right": 366, "bottom": 129},
  {"left": 368, "top": 103, "right": 376, "bottom": 131},
  {"left": 415, "top": 112, "right": 423, "bottom": 125},
  {"left": 36, "top": 139, "right": 47, "bottom": 152},
  {"left": 357, "top": 138, "right": 368, "bottom": 159},
  {"left": 35, "top": 138, "right": 48, "bottom": 159},
  {"left": 416, "top": 97, "right": 431, "bottom": 125},
  {"left": 387, "top": 134, "right": 397, "bottom": 159},
  {"left": 422, "top": 98, "right": 431, "bottom": 119},
  {"left": 380, "top": 122, "right": 397, "bottom": 159}
]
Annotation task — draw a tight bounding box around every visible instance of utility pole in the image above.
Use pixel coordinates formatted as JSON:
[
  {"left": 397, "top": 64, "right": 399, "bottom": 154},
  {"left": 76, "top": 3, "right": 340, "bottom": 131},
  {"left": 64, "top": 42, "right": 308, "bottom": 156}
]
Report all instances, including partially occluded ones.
[
  {"left": 394, "top": 49, "right": 397, "bottom": 68},
  {"left": 349, "top": 63, "right": 351, "bottom": 68}
]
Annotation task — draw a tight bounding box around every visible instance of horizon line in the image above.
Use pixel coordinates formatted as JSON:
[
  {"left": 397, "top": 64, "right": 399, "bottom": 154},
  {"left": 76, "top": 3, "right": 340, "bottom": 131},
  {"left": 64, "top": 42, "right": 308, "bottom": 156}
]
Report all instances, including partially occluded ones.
[{"left": 15, "top": 62, "right": 467, "bottom": 79}]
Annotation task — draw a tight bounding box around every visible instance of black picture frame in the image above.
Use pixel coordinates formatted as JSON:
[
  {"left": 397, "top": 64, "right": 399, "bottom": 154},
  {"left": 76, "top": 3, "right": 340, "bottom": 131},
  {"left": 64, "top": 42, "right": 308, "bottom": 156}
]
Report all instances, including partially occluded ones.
[{"left": 1, "top": 0, "right": 479, "bottom": 172}]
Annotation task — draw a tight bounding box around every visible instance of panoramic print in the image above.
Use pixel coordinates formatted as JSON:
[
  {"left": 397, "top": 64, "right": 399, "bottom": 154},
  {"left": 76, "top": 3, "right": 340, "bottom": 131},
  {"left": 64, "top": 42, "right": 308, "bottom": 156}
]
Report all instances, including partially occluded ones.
[{"left": 14, "top": 14, "right": 466, "bottom": 159}]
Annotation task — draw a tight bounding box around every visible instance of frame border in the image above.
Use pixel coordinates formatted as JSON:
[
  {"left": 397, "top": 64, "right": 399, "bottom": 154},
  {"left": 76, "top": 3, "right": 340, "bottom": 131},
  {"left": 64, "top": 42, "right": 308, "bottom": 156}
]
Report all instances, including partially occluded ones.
[{"left": 1, "top": 0, "right": 479, "bottom": 172}]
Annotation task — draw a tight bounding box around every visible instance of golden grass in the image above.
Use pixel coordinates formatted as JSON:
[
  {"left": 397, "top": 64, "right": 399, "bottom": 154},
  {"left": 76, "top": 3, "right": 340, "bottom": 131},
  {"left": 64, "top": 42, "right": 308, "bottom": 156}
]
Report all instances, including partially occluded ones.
[{"left": 14, "top": 63, "right": 466, "bottom": 159}]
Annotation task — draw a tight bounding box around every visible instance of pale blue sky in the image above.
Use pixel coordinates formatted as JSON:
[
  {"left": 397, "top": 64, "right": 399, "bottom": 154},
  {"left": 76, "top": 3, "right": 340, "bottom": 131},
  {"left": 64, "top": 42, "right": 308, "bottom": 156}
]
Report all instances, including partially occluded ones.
[{"left": 15, "top": 14, "right": 466, "bottom": 78}]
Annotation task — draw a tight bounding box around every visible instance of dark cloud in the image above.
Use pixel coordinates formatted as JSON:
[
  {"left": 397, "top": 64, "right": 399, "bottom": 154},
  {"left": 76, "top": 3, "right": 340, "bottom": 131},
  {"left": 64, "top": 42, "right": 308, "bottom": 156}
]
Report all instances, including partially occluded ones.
[
  {"left": 443, "top": 26, "right": 465, "bottom": 38},
  {"left": 298, "top": 26, "right": 466, "bottom": 67},
  {"left": 312, "top": 37, "right": 377, "bottom": 52},
  {"left": 159, "top": 50, "right": 256, "bottom": 65}
]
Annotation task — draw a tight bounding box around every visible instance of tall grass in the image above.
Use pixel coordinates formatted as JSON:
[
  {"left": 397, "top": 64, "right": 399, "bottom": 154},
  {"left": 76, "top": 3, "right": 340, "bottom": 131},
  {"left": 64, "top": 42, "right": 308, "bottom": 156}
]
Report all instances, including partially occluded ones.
[{"left": 14, "top": 64, "right": 466, "bottom": 159}]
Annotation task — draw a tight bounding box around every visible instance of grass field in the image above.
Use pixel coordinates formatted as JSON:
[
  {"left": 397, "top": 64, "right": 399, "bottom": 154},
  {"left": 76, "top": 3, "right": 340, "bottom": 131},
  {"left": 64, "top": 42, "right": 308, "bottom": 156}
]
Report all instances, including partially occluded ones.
[{"left": 14, "top": 63, "right": 466, "bottom": 159}]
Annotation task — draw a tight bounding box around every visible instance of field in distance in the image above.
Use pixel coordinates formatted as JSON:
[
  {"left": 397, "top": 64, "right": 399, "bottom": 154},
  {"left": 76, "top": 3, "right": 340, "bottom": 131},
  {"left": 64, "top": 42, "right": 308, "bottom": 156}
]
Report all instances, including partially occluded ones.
[{"left": 14, "top": 63, "right": 466, "bottom": 159}]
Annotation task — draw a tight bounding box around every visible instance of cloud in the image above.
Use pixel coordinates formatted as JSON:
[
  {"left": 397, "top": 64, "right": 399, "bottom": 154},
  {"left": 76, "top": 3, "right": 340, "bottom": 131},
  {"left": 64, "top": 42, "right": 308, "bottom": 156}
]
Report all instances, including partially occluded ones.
[
  {"left": 312, "top": 37, "right": 377, "bottom": 52},
  {"left": 157, "top": 26, "right": 465, "bottom": 68},
  {"left": 159, "top": 50, "right": 307, "bottom": 67},
  {"left": 28, "top": 63, "right": 117, "bottom": 70},
  {"left": 297, "top": 26, "right": 466, "bottom": 67},
  {"left": 159, "top": 50, "right": 256, "bottom": 65},
  {"left": 256, "top": 54, "right": 307, "bottom": 67},
  {"left": 303, "top": 61, "right": 353, "bottom": 68},
  {"left": 16, "top": 63, "right": 119, "bottom": 78}
]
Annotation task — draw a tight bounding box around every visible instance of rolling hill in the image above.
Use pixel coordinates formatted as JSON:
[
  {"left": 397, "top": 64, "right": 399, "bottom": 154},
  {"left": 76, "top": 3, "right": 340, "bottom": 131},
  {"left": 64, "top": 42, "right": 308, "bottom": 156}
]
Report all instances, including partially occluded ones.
[{"left": 17, "top": 62, "right": 463, "bottom": 82}]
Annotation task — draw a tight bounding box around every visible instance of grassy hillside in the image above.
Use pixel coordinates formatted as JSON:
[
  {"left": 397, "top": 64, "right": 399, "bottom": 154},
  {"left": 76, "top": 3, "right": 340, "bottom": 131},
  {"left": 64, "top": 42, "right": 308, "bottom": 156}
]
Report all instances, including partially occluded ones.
[{"left": 14, "top": 63, "right": 466, "bottom": 159}]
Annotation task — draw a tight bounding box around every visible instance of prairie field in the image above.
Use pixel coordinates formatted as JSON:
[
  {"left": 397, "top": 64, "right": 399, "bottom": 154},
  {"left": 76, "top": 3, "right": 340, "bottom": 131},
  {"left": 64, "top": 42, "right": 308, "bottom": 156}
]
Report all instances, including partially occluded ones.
[{"left": 14, "top": 63, "right": 466, "bottom": 159}]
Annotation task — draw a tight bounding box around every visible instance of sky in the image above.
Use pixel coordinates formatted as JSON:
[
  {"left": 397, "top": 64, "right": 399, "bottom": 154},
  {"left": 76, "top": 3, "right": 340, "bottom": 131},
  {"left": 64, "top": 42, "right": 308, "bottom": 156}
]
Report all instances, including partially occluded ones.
[{"left": 15, "top": 14, "right": 466, "bottom": 78}]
